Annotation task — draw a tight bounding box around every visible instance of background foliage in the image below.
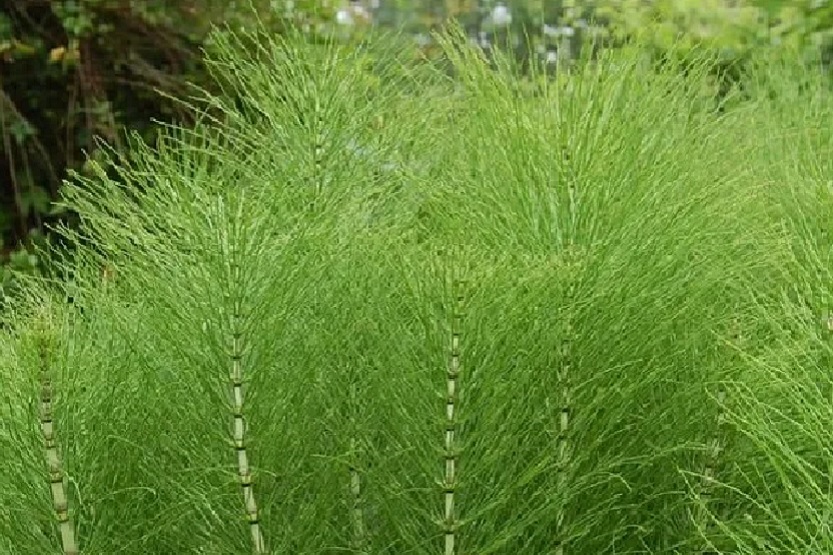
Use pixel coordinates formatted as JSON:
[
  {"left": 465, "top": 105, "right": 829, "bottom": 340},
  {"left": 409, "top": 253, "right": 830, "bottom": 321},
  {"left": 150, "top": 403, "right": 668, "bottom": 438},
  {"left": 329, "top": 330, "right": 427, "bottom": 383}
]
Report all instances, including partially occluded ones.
[
  {"left": 2, "top": 0, "right": 833, "bottom": 298},
  {"left": 0, "top": 0, "right": 326, "bottom": 293}
]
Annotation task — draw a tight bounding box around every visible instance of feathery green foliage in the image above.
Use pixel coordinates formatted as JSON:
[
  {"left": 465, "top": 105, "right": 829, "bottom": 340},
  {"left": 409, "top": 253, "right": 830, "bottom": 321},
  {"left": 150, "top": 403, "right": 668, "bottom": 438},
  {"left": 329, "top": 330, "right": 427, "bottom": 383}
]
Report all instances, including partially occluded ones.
[{"left": 1, "top": 24, "right": 833, "bottom": 554}]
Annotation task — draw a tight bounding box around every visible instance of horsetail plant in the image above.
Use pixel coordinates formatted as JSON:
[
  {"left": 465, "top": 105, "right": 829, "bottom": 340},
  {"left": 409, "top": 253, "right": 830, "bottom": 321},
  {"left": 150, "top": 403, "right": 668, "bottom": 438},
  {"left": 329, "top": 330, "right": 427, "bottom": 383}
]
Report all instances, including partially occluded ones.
[
  {"left": 554, "top": 280, "right": 576, "bottom": 555},
  {"left": 347, "top": 380, "right": 367, "bottom": 552},
  {"left": 34, "top": 306, "right": 79, "bottom": 555},
  {"left": 694, "top": 308, "right": 743, "bottom": 555},
  {"left": 6, "top": 23, "right": 833, "bottom": 554},
  {"left": 441, "top": 276, "right": 466, "bottom": 555},
  {"left": 222, "top": 206, "right": 265, "bottom": 553},
  {"left": 693, "top": 314, "right": 737, "bottom": 553}
]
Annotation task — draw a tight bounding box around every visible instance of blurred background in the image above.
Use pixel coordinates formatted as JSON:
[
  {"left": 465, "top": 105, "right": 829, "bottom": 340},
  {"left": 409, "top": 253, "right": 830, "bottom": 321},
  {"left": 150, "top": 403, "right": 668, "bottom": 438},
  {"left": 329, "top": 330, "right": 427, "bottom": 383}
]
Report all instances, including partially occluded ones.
[{"left": 0, "top": 0, "right": 830, "bottom": 292}]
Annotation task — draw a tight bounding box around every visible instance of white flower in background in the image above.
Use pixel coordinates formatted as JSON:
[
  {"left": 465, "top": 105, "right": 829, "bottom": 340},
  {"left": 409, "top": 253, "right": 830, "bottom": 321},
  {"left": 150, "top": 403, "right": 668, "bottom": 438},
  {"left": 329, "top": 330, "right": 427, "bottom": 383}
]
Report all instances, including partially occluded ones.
[
  {"left": 336, "top": 8, "right": 354, "bottom": 25},
  {"left": 546, "top": 50, "right": 558, "bottom": 64},
  {"left": 335, "top": 2, "right": 372, "bottom": 26},
  {"left": 491, "top": 3, "right": 512, "bottom": 27}
]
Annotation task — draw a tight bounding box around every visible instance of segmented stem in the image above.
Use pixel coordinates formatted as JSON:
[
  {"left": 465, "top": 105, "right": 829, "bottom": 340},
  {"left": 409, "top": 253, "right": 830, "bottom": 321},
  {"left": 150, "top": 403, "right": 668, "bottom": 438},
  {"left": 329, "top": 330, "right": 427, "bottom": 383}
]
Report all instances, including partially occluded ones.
[
  {"left": 697, "top": 317, "right": 735, "bottom": 552},
  {"left": 701, "top": 385, "right": 726, "bottom": 502},
  {"left": 227, "top": 257, "right": 265, "bottom": 553},
  {"left": 441, "top": 279, "right": 465, "bottom": 555},
  {"left": 554, "top": 312, "right": 573, "bottom": 555},
  {"left": 697, "top": 388, "right": 725, "bottom": 553},
  {"left": 313, "top": 92, "right": 325, "bottom": 198},
  {"left": 36, "top": 313, "right": 79, "bottom": 555},
  {"left": 348, "top": 382, "right": 367, "bottom": 552},
  {"left": 348, "top": 446, "right": 366, "bottom": 551}
]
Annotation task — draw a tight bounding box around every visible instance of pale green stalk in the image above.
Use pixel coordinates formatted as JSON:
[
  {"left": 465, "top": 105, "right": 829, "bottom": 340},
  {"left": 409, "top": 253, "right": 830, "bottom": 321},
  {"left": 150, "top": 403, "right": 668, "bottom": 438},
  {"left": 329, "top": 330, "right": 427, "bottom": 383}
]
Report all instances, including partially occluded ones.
[
  {"left": 553, "top": 246, "right": 580, "bottom": 555},
  {"left": 441, "top": 275, "right": 465, "bottom": 555},
  {"left": 347, "top": 384, "right": 367, "bottom": 553},
  {"left": 223, "top": 228, "right": 265, "bottom": 553},
  {"left": 33, "top": 305, "right": 78, "bottom": 555}
]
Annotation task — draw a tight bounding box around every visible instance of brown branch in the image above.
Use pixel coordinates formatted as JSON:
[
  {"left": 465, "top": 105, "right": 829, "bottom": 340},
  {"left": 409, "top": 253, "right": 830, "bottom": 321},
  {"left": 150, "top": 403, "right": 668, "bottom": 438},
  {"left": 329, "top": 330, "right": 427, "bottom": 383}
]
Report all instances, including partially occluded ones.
[{"left": 124, "top": 54, "right": 198, "bottom": 100}]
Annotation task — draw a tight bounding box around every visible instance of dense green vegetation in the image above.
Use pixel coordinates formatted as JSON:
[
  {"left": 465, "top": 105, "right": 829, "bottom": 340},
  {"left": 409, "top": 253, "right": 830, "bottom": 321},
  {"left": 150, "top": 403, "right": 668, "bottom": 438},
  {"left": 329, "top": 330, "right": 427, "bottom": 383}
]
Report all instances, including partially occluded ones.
[
  {"left": 2, "top": 21, "right": 833, "bottom": 553},
  {"left": 0, "top": 0, "right": 329, "bottom": 295},
  {"left": 4, "top": 0, "right": 833, "bottom": 297}
]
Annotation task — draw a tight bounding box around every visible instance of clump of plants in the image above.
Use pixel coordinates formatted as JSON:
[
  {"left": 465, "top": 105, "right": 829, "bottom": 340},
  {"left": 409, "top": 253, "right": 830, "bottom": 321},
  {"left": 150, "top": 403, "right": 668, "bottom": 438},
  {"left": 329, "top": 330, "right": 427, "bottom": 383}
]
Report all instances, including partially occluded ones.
[
  {"left": 0, "top": 0, "right": 333, "bottom": 302},
  {"left": 1, "top": 22, "right": 832, "bottom": 554}
]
